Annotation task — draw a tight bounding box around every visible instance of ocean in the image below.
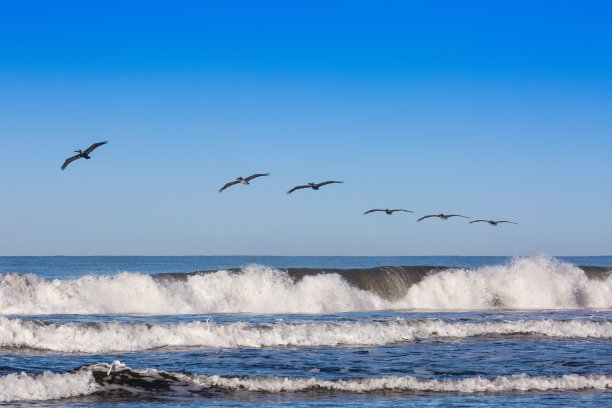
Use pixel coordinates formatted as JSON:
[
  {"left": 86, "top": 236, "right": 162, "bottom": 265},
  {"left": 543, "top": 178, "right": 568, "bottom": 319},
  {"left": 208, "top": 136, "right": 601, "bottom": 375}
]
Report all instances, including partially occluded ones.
[{"left": 0, "top": 255, "right": 610, "bottom": 406}]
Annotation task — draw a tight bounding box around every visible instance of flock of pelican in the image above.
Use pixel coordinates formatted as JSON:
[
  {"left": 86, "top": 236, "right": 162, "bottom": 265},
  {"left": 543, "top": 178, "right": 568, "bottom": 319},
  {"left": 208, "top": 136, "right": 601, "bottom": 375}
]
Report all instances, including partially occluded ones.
[{"left": 61, "top": 142, "right": 518, "bottom": 226}]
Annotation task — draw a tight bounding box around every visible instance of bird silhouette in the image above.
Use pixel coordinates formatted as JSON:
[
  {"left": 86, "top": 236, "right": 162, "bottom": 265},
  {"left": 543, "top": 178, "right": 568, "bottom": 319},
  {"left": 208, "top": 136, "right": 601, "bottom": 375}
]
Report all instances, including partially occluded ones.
[
  {"left": 287, "top": 181, "right": 343, "bottom": 194},
  {"left": 469, "top": 219, "right": 518, "bottom": 226},
  {"left": 61, "top": 141, "right": 108, "bottom": 170},
  {"left": 417, "top": 213, "right": 469, "bottom": 222},
  {"left": 364, "top": 209, "right": 413, "bottom": 215},
  {"left": 218, "top": 173, "right": 270, "bottom": 192}
]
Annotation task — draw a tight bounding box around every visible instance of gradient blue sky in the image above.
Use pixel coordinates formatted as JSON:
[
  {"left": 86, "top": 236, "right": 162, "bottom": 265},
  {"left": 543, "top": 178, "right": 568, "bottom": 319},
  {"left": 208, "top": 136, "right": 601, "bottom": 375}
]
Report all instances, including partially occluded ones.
[{"left": 1, "top": 0, "right": 610, "bottom": 255}]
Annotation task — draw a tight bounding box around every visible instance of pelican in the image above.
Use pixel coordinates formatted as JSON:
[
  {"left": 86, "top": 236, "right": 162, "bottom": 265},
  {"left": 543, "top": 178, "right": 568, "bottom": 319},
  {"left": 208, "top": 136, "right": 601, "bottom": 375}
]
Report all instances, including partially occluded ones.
[
  {"left": 287, "top": 181, "right": 343, "bottom": 194},
  {"left": 417, "top": 213, "right": 469, "bottom": 222},
  {"left": 61, "top": 141, "right": 107, "bottom": 170},
  {"left": 218, "top": 173, "right": 270, "bottom": 192},
  {"left": 470, "top": 220, "right": 518, "bottom": 226},
  {"left": 364, "top": 209, "right": 413, "bottom": 215}
]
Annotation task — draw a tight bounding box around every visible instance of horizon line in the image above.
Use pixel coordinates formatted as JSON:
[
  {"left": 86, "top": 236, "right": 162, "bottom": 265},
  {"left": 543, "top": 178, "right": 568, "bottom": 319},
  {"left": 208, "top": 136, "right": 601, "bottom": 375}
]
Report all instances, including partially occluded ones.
[{"left": 1, "top": 254, "right": 611, "bottom": 258}]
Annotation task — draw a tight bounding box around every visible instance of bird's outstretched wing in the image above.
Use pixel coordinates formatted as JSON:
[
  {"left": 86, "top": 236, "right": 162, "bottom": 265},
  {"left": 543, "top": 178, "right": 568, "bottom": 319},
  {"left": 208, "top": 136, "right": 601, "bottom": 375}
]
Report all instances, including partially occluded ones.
[
  {"left": 314, "top": 180, "right": 343, "bottom": 188},
  {"left": 364, "top": 209, "right": 384, "bottom": 214},
  {"left": 390, "top": 209, "right": 413, "bottom": 213},
  {"left": 287, "top": 184, "right": 310, "bottom": 194},
  {"left": 83, "top": 141, "right": 108, "bottom": 155},
  {"left": 61, "top": 153, "right": 81, "bottom": 170},
  {"left": 496, "top": 221, "right": 518, "bottom": 225},
  {"left": 447, "top": 215, "right": 469, "bottom": 219},
  {"left": 218, "top": 180, "right": 240, "bottom": 192},
  {"left": 245, "top": 173, "right": 270, "bottom": 181},
  {"left": 417, "top": 215, "right": 437, "bottom": 222},
  {"left": 469, "top": 220, "right": 488, "bottom": 224}
]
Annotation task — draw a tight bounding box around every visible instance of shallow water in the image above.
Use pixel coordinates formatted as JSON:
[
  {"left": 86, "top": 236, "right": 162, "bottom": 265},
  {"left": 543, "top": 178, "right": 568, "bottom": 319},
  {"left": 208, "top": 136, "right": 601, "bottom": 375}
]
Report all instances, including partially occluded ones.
[{"left": 0, "top": 255, "right": 610, "bottom": 406}]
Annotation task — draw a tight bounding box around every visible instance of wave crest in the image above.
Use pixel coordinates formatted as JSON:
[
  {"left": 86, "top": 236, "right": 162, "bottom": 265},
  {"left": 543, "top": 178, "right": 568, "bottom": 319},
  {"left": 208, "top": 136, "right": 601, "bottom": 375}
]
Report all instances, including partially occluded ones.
[
  {"left": 0, "top": 369, "right": 97, "bottom": 402},
  {"left": 0, "top": 256, "right": 610, "bottom": 314},
  {"left": 401, "top": 256, "right": 612, "bottom": 309},
  {"left": 1, "top": 317, "right": 611, "bottom": 353},
  {"left": 1, "top": 362, "right": 611, "bottom": 402}
]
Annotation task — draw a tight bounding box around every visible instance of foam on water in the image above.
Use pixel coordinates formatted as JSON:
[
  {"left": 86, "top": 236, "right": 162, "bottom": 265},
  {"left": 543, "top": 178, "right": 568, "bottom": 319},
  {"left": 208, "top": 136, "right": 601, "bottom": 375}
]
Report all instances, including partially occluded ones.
[
  {"left": 1, "top": 362, "right": 610, "bottom": 402},
  {"left": 0, "top": 255, "right": 610, "bottom": 315},
  {"left": 1, "top": 317, "right": 611, "bottom": 353},
  {"left": 0, "top": 369, "right": 98, "bottom": 402},
  {"left": 400, "top": 255, "right": 612, "bottom": 310},
  {"left": 0, "top": 265, "right": 386, "bottom": 314},
  {"left": 195, "top": 372, "right": 612, "bottom": 393}
]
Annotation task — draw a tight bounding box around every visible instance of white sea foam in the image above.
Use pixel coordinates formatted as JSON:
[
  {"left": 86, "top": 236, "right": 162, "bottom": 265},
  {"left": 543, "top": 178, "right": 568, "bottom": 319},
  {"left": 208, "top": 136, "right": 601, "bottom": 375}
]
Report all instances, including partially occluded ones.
[
  {"left": 1, "top": 317, "right": 610, "bottom": 353},
  {"left": 0, "top": 256, "right": 610, "bottom": 315},
  {"left": 2, "top": 362, "right": 610, "bottom": 402},
  {"left": 398, "top": 255, "right": 612, "bottom": 310},
  {"left": 0, "top": 369, "right": 98, "bottom": 402},
  {"left": 0, "top": 264, "right": 387, "bottom": 314},
  {"left": 196, "top": 372, "right": 612, "bottom": 393}
]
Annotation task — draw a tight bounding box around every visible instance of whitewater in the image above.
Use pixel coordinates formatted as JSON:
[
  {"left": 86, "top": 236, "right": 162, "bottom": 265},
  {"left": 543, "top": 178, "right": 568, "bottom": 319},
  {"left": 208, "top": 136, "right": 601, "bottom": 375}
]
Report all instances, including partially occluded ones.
[
  {"left": 1, "top": 255, "right": 611, "bottom": 315},
  {"left": 1, "top": 317, "right": 611, "bottom": 353},
  {"left": 0, "top": 255, "right": 610, "bottom": 406},
  {"left": 1, "top": 361, "right": 611, "bottom": 402}
]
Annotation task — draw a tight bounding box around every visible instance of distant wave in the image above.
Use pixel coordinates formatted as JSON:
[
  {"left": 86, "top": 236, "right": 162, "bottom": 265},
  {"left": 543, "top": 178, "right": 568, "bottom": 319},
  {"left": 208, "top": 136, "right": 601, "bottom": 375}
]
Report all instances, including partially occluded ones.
[
  {"left": 1, "top": 317, "right": 611, "bottom": 353},
  {"left": 156, "top": 263, "right": 612, "bottom": 301},
  {"left": 0, "top": 255, "right": 610, "bottom": 314},
  {"left": 1, "top": 361, "right": 611, "bottom": 402},
  {"left": 154, "top": 264, "right": 443, "bottom": 300}
]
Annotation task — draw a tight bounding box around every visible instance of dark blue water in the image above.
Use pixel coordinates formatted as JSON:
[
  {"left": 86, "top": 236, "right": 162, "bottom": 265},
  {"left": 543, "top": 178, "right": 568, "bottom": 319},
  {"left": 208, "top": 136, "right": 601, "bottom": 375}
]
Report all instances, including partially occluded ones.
[{"left": 0, "top": 256, "right": 610, "bottom": 406}]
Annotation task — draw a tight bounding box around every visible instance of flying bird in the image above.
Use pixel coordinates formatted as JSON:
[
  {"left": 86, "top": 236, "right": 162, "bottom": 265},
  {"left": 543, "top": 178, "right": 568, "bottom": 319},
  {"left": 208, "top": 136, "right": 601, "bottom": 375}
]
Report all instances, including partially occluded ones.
[
  {"left": 417, "top": 214, "right": 469, "bottom": 222},
  {"left": 218, "top": 173, "right": 270, "bottom": 192},
  {"left": 61, "top": 141, "right": 108, "bottom": 170},
  {"left": 469, "top": 220, "right": 518, "bottom": 226},
  {"left": 364, "top": 209, "right": 413, "bottom": 215},
  {"left": 287, "top": 181, "right": 343, "bottom": 194}
]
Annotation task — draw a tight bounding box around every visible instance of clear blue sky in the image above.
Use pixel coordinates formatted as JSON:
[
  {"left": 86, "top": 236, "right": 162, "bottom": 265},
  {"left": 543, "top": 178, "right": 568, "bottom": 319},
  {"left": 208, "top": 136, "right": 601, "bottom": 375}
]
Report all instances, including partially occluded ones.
[{"left": 1, "top": 0, "right": 610, "bottom": 255}]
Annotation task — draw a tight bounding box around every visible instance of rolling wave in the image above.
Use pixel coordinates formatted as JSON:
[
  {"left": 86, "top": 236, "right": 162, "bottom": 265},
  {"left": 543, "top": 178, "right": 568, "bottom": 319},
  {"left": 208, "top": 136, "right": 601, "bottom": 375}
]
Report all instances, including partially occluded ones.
[
  {"left": 1, "top": 317, "right": 610, "bottom": 353},
  {"left": 0, "top": 255, "right": 610, "bottom": 314},
  {"left": 0, "top": 369, "right": 96, "bottom": 402},
  {"left": 1, "top": 362, "right": 610, "bottom": 402}
]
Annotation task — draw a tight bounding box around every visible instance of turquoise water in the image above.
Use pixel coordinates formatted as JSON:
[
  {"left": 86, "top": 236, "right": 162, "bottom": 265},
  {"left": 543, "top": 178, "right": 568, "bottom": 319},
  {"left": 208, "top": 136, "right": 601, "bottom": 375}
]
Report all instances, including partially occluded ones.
[{"left": 0, "top": 256, "right": 611, "bottom": 406}]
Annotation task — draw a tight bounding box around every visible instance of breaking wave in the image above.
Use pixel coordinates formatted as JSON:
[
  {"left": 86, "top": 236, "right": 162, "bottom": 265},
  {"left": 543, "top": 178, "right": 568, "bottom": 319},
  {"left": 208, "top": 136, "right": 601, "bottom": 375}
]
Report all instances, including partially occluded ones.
[
  {"left": 0, "top": 255, "right": 610, "bottom": 314},
  {"left": 1, "top": 362, "right": 610, "bottom": 402},
  {"left": 1, "top": 317, "right": 611, "bottom": 353},
  {"left": 0, "top": 369, "right": 97, "bottom": 402}
]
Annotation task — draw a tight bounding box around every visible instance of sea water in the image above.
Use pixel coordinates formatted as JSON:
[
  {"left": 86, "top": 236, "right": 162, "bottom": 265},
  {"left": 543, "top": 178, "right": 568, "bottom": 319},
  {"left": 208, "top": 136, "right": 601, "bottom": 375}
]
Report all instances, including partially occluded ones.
[{"left": 0, "top": 255, "right": 610, "bottom": 406}]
